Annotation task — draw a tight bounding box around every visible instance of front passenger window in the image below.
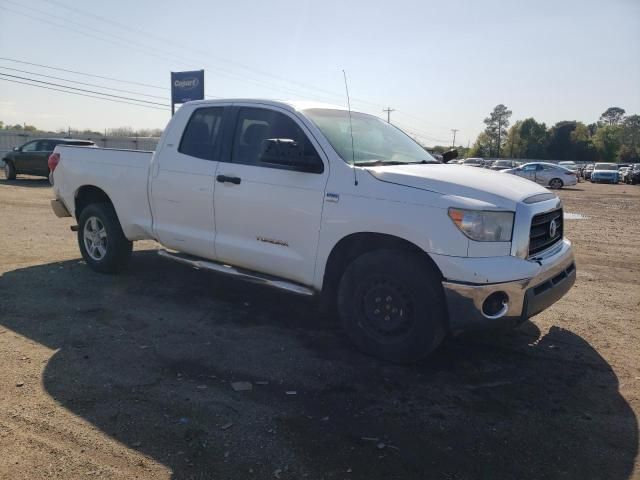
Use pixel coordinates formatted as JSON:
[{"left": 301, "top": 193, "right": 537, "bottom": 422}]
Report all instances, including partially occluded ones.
[
  {"left": 20, "top": 141, "right": 38, "bottom": 152},
  {"left": 232, "top": 108, "right": 323, "bottom": 173}
]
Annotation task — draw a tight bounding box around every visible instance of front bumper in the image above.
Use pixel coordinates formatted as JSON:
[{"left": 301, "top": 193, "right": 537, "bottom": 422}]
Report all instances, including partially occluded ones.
[
  {"left": 442, "top": 239, "right": 576, "bottom": 334},
  {"left": 591, "top": 174, "right": 618, "bottom": 183}
]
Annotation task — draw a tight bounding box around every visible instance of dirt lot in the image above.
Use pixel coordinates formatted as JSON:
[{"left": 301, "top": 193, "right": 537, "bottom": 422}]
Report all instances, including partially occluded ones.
[{"left": 0, "top": 175, "right": 638, "bottom": 480}]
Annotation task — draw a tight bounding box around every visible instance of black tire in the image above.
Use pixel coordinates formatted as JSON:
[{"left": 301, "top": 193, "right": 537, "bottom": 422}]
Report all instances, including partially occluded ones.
[
  {"left": 78, "top": 203, "right": 132, "bottom": 273},
  {"left": 337, "top": 249, "right": 446, "bottom": 364},
  {"left": 3, "top": 161, "right": 16, "bottom": 180},
  {"left": 549, "top": 178, "right": 563, "bottom": 189}
]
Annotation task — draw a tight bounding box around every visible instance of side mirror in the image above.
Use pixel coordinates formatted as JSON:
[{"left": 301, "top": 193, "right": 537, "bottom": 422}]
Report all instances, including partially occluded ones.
[
  {"left": 12, "top": 146, "right": 20, "bottom": 152},
  {"left": 441, "top": 149, "right": 458, "bottom": 164},
  {"left": 260, "top": 138, "right": 322, "bottom": 173}
]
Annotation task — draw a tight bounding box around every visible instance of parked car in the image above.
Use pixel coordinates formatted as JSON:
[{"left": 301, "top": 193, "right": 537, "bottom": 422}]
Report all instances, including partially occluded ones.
[
  {"left": 2, "top": 138, "right": 95, "bottom": 180},
  {"left": 49, "top": 99, "right": 575, "bottom": 363},
  {"left": 502, "top": 162, "right": 578, "bottom": 189},
  {"left": 490, "top": 159, "right": 519, "bottom": 171},
  {"left": 462, "top": 157, "right": 486, "bottom": 168},
  {"left": 583, "top": 163, "right": 595, "bottom": 180},
  {"left": 618, "top": 166, "right": 630, "bottom": 182},
  {"left": 558, "top": 161, "right": 578, "bottom": 172},
  {"left": 590, "top": 163, "right": 619, "bottom": 184},
  {"left": 624, "top": 163, "right": 640, "bottom": 184}
]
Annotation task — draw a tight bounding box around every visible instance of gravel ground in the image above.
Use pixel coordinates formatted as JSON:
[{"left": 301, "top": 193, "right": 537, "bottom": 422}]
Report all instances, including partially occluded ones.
[{"left": 0, "top": 174, "right": 638, "bottom": 480}]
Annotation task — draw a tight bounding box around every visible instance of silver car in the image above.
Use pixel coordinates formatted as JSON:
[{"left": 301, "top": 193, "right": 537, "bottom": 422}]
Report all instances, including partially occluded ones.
[{"left": 502, "top": 162, "right": 578, "bottom": 189}]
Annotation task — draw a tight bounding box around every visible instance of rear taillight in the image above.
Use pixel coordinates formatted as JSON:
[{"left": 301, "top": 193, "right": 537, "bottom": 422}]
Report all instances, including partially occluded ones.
[
  {"left": 565, "top": 171, "right": 575, "bottom": 176},
  {"left": 48, "top": 152, "right": 60, "bottom": 172}
]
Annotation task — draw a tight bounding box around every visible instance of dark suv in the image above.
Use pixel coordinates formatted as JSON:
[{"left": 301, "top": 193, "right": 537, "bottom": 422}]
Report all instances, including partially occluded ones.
[
  {"left": 3, "top": 138, "right": 94, "bottom": 180},
  {"left": 625, "top": 163, "right": 640, "bottom": 185}
]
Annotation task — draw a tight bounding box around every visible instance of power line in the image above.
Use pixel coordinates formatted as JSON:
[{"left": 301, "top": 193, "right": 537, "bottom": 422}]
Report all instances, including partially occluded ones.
[
  {"left": 0, "top": 57, "right": 221, "bottom": 100},
  {"left": 2, "top": 1, "right": 455, "bottom": 134},
  {"left": 0, "top": 73, "right": 169, "bottom": 107},
  {"left": 3, "top": 0, "right": 389, "bottom": 110},
  {"left": 0, "top": 66, "right": 170, "bottom": 100},
  {"left": 38, "top": 0, "right": 388, "bottom": 110},
  {"left": 0, "top": 77, "right": 167, "bottom": 110},
  {"left": 0, "top": 3, "right": 342, "bottom": 105},
  {"left": 0, "top": 56, "right": 166, "bottom": 90},
  {"left": 1, "top": 2, "right": 456, "bottom": 139}
]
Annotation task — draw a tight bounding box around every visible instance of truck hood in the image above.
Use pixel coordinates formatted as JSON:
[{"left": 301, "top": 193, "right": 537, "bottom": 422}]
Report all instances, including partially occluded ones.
[{"left": 366, "top": 164, "right": 550, "bottom": 209}]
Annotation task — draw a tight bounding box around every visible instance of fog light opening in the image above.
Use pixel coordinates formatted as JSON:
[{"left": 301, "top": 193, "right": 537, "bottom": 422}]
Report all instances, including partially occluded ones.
[{"left": 482, "top": 291, "right": 509, "bottom": 319}]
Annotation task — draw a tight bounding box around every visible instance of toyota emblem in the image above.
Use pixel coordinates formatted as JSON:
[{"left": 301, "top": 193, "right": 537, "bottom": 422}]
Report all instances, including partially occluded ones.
[{"left": 549, "top": 218, "right": 558, "bottom": 238}]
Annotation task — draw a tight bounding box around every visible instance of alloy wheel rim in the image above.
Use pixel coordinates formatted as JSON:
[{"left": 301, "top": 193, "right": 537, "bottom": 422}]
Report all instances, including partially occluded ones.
[{"left": 83, "top": 216, "right": 108, "bottom": 261}]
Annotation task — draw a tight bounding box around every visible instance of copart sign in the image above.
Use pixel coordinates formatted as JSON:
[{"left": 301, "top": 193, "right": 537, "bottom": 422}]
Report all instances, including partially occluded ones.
[{"left": 171, "top": 70, "right": 205, "bottom": 105}]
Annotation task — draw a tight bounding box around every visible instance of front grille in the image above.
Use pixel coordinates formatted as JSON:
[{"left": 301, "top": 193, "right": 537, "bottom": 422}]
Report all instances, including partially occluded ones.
[{"left": 529, "top": 208, "right": 563, "bottom": 256}]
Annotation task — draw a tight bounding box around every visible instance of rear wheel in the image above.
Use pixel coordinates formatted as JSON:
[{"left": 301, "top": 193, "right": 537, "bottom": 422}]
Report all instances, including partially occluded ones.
[
  {"left": 337, "top": 249, "right": 446, "bottom": 364},
  {"left": 78, "top": 203, "right": 132, "bottom": 273},
  {"left": 3, "top": 161, "right": 16, "bottom": 180},
  {"left": 549, "top": 178, "right": 563, "bottom": 189}
]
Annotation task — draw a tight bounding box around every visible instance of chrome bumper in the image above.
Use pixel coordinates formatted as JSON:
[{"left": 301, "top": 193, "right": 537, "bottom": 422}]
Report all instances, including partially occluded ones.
[
  {"left": 51, "top": 199, "right": 72, "bottom": 218},
  {"left": 443, "top": 239, "right": 576, "bottom": 334}
]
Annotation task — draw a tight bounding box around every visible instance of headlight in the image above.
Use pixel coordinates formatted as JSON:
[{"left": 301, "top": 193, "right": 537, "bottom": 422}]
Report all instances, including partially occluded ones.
[{"left": 448, "top": 208, "right": 514, "bottom": 242}]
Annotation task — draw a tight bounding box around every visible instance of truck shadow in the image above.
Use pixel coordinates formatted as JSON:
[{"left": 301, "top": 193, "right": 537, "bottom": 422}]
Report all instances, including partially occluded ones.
[{"left": 0, "top": 251, "right": 637, "bottom": 480}]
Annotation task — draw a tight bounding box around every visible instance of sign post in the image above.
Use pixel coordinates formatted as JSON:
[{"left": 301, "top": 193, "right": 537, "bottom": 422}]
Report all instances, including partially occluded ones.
[{"left": 170, "top": 70, "right": 205, "bottom": 115}]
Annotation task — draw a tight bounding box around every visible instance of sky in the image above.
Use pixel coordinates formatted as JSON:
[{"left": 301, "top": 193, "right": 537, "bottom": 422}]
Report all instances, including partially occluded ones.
[{"left": 0, "top": 0, "right": 639, "bottom": 146}]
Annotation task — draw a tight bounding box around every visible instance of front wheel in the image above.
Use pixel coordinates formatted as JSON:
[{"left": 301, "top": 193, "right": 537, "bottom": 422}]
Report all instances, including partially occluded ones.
[
  {"left": 78, "top": 203, "right": 132, "bottom": 273},
  {"left": 549, "top": 178, "right": 563, "bottom": 189},
  {"left": 337, "top": 249, "right": 446, "bottom": 364},
  {"left": 3, "top": 161, "right": 16, "bottom": 180}
]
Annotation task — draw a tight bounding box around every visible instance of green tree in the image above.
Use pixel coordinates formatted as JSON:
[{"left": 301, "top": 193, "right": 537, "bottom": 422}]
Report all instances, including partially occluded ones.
[
  {"left": 108, "top": 126, "right": 136, "bottom": 137},
  {"left": 619, "top": 114, "right": 640, "bottom": 161},
  {"left": 599, "top": 107, "right": 626, "bottom": 126},
  {"left": 503, "top": 121, "right": 522, "bottom": 158},
  {"left": 618, "top": 144, "right": 639, "bottom": 162},
  {"left": 569, "top": 122, "right": 598, "bottom": 162},
  {"left": 483, "top": 104, "right": 512, "bottom": 158},
  {"left": 518, "top": 118, "right": 548, "bottom": 159},
  {"left": 547, "top": 121, "right": 583, "bottom": 160},
  {"left": 593, "top": 125, "right": 622, "bottom": 162},
  {"left": 469, "top": 131, "right": 492, "bottom": 158}
]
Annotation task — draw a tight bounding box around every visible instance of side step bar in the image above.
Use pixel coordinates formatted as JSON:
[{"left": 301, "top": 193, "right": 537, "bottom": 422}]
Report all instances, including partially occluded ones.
[{"left": 157, "top": 249, "right": 315, "bottom": 297}]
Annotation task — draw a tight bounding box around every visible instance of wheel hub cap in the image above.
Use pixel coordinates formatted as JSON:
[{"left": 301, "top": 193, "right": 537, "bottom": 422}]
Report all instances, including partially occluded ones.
[{"left": 83, "top": 216, "right": 108, "bottom": 261}]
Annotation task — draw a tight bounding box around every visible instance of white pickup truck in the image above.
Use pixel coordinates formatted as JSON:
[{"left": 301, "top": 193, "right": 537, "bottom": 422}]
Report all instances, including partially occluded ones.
[{"left": 50, "top": 99, "right": 576, "bottom": 363}]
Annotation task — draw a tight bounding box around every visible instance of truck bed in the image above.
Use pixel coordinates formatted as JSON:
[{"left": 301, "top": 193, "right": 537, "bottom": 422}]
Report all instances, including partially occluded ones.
[{"left": 52, "top": 145, "right": 155, "bottom": 241}]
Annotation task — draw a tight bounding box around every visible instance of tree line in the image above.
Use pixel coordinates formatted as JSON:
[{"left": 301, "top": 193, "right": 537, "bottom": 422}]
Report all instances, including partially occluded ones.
[
  {"left": 468, "top": 105, "right": 639, "bottom": 163},
  {"left": 0, "top": 121, "right": 163, "bottom": 138}
]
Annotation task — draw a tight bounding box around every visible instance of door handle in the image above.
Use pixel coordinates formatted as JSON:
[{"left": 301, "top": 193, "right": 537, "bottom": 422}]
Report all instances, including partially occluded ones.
[{"left": 216, "top": 174, "right": 241, "bottom": 185}]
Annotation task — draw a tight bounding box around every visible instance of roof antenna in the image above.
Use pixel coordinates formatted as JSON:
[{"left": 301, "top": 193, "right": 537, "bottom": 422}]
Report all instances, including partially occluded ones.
[{"left": 342, "top": 69, "right": 358, "bottom": 186}]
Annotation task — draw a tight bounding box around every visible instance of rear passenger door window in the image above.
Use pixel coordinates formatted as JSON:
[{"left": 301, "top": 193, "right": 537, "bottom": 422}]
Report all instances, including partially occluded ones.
[
  {"left": 231, "top": 107, "right": 323, "bottom": 173},
  {"left": 179, "top": 107, "right": 224, "bottom": 160}
]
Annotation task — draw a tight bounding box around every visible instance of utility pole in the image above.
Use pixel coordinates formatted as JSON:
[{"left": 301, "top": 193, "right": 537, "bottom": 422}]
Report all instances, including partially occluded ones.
[
  {"left": 496, "top": 117, "right": 502, "bottom": 158},
  {"left": 451, "top": 129, "right": 459, "bottom": 147},
  {"left": 382, "top": 107, "right": 395, "bottom": 124}
]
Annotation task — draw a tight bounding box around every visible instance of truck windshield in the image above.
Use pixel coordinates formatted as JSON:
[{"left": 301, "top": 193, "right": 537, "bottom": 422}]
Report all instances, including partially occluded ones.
[{"left": 303, "top": 108, "right": 438, "bottom": 166}]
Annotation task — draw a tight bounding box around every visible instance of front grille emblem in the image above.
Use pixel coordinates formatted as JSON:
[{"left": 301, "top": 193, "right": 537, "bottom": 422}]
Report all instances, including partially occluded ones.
[{"left": 549, "top": 218, "right": 558, "bottom": 238}]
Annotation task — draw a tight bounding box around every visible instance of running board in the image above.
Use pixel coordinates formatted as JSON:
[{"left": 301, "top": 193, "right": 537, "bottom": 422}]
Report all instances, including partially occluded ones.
[{"left": 157, "top": 249, "right": 315, "bottom": 297}]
